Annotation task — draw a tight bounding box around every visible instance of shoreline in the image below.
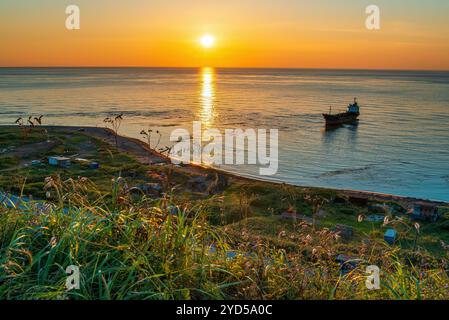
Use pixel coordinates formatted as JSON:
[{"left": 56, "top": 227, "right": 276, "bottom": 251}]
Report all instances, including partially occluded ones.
[{"left": 1, "top": 124, "right": 447, "bottom": 207}]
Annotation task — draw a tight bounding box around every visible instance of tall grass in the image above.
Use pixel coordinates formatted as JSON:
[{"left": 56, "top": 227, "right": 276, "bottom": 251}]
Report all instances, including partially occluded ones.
[{"left": 1, "top": 177, "right": 448, "bottom": 300}]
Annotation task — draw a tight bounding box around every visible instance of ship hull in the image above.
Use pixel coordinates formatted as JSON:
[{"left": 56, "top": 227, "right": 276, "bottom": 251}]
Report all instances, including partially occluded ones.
[{"left": 323, "top": 112, "right": 359, "bottom": 126}]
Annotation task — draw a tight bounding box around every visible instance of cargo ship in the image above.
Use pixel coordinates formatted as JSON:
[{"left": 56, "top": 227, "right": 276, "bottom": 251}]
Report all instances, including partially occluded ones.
[{"left": 323, "top": 98, "right": 360, "bottom": 126}]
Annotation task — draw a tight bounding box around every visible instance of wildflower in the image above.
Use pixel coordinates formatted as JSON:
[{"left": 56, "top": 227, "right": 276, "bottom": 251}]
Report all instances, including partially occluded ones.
[
  {"left": 383, "top": 216, "right": 389, "bottom": 226},
  {"left": 357, "top": 214, "right": 364, "bottom": 223},
  {"left": 419, "top": 272, "right": 425, "bottom": 281},
  {"left": 44, "top": 176, "right": 56, "bottom": 189},
  {"left": 50, "top": 236, "right": 57, "bottom": 248},
  {"left": 414, "top": 222, "right": 420, "bottom": 233}
]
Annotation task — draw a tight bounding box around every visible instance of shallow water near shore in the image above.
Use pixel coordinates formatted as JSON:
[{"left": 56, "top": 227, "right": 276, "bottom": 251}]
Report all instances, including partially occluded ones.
[{"left": 1, "top": 67, "right": 449, "bottom": 201}]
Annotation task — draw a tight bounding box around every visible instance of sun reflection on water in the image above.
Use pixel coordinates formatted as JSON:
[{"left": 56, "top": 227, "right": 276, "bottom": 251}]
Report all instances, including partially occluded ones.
[{"left": 200, "top": 67, "right": 216, "bottom": 128}]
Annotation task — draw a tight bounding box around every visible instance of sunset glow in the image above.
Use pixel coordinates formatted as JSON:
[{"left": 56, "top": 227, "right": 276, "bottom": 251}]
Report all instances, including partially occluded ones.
[
  {"left": 200, "top": 34, "right": 215, "bottom": 48},
  {"left": 3, "top": 0, "right": 449, "bottom": 305},
  {"left": 0, "top": 0, "right": 448, "bottom": 69}
]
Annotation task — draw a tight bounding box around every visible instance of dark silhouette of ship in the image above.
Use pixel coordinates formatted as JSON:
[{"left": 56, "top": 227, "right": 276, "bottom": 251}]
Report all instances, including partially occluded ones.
[{"left": 323, "top": 98, "right": 360, "bottom": 127}]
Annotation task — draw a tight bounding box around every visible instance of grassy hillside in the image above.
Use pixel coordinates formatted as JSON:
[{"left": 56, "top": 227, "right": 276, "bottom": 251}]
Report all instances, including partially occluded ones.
[{"left": 1, "top": 126, "right": 449, "bottom": 299}]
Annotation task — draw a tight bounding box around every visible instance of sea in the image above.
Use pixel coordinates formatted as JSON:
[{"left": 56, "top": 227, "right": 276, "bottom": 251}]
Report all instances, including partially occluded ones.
[{"left": 1, "top": 67, "right": 449, "bottom": 201}]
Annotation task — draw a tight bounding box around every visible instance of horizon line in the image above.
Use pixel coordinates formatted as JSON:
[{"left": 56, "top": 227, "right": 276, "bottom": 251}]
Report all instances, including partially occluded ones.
[{"left": 1, "top": 66, "right": 449, "bottom": 72}]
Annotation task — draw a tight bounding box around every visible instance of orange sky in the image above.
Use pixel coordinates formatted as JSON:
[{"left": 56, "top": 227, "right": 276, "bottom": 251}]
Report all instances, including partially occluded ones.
[{"left": 1, "top": 0, "right": 449, "bottom": 69}]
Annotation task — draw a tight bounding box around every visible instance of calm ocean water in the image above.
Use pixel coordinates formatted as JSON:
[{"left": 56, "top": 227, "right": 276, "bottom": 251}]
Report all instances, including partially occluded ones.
[{"left": 1, "top": 67, "right": 449, "bottom": 201}]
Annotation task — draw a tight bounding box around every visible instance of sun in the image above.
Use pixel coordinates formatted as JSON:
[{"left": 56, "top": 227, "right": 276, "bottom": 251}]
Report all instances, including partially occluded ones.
[{"left": 200, "top": 34, "right": 215, "bottom": 48}]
